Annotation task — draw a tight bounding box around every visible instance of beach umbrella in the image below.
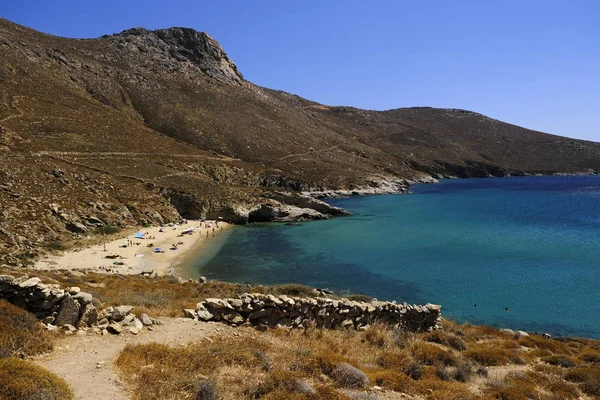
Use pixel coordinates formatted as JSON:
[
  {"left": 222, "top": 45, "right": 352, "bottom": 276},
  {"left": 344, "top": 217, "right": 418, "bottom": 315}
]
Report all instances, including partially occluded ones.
[
  {"left": 134, "top": 232, "right": 145, "bottom": 239},
  {"left": 154, "top": 247, "right": 162, "bottom": 253}
]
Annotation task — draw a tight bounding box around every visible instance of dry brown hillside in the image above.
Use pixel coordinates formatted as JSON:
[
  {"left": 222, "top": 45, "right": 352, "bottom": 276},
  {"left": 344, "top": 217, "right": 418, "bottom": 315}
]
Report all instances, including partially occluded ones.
[{"left": 1, "top": 18, "right": 599, "bottom": 264}]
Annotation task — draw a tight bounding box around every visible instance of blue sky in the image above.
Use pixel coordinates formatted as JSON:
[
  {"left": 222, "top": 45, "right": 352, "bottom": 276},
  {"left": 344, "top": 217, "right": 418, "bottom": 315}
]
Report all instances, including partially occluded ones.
[{"left": 2, "top": 1, "right": 599, "bottom": 141}]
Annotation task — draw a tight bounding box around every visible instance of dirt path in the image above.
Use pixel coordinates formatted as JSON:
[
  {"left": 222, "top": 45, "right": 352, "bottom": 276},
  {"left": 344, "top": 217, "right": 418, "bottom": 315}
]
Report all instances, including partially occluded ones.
[{"left": 35, "top": 318, "right": 231, "bottom": 400}]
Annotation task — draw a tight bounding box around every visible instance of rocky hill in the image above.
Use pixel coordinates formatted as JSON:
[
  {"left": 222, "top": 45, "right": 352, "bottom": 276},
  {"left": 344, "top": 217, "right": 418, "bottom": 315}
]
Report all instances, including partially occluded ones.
[{"left": 1, "top": 18, "right": 599, "bottom": 265}]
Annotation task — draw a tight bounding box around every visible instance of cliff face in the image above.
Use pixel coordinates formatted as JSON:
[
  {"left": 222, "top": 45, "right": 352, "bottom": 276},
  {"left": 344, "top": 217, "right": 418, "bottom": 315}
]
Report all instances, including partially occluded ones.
[{"left": 1, "top": 18, "right": 599, "bottom": 264}]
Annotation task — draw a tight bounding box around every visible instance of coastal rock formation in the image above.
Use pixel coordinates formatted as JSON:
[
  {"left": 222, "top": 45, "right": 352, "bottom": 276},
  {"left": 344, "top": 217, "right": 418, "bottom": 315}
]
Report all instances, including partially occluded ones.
[{"left": 187, "top": 293, "right": 441, "bottom": 332}]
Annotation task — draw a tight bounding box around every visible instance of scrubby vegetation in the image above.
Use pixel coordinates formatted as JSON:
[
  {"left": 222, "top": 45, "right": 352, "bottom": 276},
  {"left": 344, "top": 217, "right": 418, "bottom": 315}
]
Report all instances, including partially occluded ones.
[
  {"left": 3, "top": 267, "right": 600, "bottom": 399},
  {"left": 0, "top": 300, "right": 73, "bottom": 400},
  {"left": 0, "top": 358, "right": 73, "bottom": 400},
  {"left": 0, "top": 267, "right": 372, "bottom": 318},
  {"left": 0, "top": 299, "right": 55, "bottom": 358},
  {"left": 115, "top": 320, "right": 600, "bottom": 399}
]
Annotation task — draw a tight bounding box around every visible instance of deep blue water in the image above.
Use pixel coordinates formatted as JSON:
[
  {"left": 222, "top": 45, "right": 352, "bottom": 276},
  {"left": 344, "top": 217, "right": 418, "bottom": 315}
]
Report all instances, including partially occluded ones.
[{"left": 191, "top": 176, "right": 600, "bottom": 338}]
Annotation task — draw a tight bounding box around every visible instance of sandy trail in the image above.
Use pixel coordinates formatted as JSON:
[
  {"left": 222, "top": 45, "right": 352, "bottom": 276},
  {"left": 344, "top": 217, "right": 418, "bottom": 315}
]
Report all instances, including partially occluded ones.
[
  {"left": 35, "top": 318, "right": 231, "bottom": 400},
  {"left": 35, "top": 220, "right": 231, "bottom": 276}
]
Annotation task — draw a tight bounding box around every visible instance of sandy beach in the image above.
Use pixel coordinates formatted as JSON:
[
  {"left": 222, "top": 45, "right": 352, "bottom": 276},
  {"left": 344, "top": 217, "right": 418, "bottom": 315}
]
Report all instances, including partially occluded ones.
[{"left": 34, "top": 220, "right": 231, "bottom": 276}]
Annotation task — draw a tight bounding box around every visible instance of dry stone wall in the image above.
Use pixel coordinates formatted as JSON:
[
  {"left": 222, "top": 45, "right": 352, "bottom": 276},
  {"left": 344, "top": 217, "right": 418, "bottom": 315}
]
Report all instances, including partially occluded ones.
[
  {"left": 0, "top": 274, "right": 155, "bottom": 334},
  {"left": 187, "top": 293, "right": 441, "bottom": 332}
]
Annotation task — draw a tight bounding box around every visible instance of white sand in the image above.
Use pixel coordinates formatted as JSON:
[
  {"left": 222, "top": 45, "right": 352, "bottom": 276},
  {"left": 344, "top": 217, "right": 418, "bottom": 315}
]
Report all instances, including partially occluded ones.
[{"left": 34, "top": 220, "right": 231, "bottom": 276}]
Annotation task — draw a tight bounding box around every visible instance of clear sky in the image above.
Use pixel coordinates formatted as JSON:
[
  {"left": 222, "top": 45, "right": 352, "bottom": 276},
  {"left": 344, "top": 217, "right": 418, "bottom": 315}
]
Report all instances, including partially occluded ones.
[{"left": 2, "top": 1, "right": 599, "bottom": 141}]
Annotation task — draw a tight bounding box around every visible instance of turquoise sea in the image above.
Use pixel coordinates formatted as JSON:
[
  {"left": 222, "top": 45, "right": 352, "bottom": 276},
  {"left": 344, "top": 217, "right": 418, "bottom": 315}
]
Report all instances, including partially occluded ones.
[{"left": 187, "top": 176, "right": 600, "bottom": 338}]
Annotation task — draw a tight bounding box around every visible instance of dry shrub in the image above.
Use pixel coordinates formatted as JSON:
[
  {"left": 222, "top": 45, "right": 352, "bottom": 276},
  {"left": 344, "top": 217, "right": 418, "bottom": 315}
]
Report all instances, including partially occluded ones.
[
  {"left": 564, "top": 366, "right": 600, "bottom": 396},
  {"left": 416, "top": 377, "right": 478, "bottom": 400},
  {"left": 256, "top": 370, "right": 316, "bottom": 398},
  {"left": 546, "top": 380, "right": 580, "bottom": 399},
  {"left": 274, "top": 283, "right": 316, "bottom": 297},
  {"left": 580, "top": 379, "right": 600, "bottom": 396},
  {"left": 422, "top": 330, "right": 468, "bottom": 351},
  {"left": 116, "top": 336, "right": 270, "bottom": 399},
  {"left": 375, "top": 351, "right": 410, "bottom": 371},
  {"left": 406, "top": 360, "right": 423, "bottom": 380},
  {"left": 446, "top": 334, "right": 468, "bottom": 351},
  {"left": 330, "top": 363, "right": 369, "bottom": 388},
  {"left": 517, "top": 335, "right": 571, "bottom": 355},
  {"left": 564, "top": 366, "right": 600, "bottom": 382},
  {"left": 453, "top": 362, "right": 473, "bottom": 382},
  {"left": 463, "top": 344, "right": 512, "bottom": 366},
  {"left": 315, "top": 352, "right": 354, "bottom": 376},
  {"left": 483, "top": 383, "right": 531, "bottom": 400},
  {"left": 0, "top": 358, "right": 73, "bottom": 400},
  {"left": 0, "top": 300, "right": 55, "bottom": 358},
  {"left": 435, "top": 365, "right": 451, "bottom": 381},
  {"left": 368, "top": 370, "right": 414, "bottom": 392},
  {"left": 542, "top": 355, "right": 578, "bottom": 368},
  {"left": 313, "top": 386, "right": 352, "bottom": 400},
  {"left": 345, "top": 294, "right": 374, "bottom": 303},
  {"left": 534, "top": 363, "right": 566, "bottom": 378},
  {"left": 412, "top": 342, "right": 457, "bottom": 366},
  {"left": 579, "top": 350, "right": 600, "bottom": 364},
  {"left": 363, "top": 324, "right": 389, "bottom": 348},
  {"left": 195, "top": 378, "right": 218, "bottom": 400},
  {"left": 465, "top": 324, "right": 506, "bottom": 340}
]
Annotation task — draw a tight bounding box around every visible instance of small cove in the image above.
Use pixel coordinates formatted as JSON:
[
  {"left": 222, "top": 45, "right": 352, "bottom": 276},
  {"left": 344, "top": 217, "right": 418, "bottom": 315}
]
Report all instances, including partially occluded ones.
[{"left": 180, "top": 175, "right": 600, "bottom": 338}]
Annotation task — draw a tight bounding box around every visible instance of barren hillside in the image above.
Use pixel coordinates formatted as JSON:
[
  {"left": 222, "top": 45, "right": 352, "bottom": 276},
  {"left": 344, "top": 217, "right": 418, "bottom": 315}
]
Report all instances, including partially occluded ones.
[{"left": 1, "top": 18, "right": 599, "bottom": 264}]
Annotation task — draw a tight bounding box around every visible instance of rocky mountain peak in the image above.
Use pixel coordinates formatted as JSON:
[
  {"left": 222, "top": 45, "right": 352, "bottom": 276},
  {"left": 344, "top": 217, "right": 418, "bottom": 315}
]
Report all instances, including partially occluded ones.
[{"left": 114, "top": 26, "right": 243, "bottom": 84}]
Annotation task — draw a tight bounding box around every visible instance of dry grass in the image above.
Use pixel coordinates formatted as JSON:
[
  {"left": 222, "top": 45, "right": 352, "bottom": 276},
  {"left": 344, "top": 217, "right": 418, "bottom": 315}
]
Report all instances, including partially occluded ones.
[
  {"left": 0, "top": 267, "right": 370, "bottom": 318},
  {"left": 114, "top": 319, "right": 600, "bottom": 400},
  {"left": 0, "top": 299, "right": 56, "bottom": 358},
  {"left": 0, "top": 358, "right": 73, "bottom": 400},
  {"left": 0, "top": 300, "right": 72, "bottom": 399}
]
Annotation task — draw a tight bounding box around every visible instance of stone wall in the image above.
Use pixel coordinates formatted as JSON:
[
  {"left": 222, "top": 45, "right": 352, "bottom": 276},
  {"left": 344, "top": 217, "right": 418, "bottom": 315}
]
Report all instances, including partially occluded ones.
[
  {"left": 186, "top": 293, "right": 441, "bottom": 332},
  {"left": 0, "top": 274, "right": 441, "bottom": 333},
  {"left": 0, "top": 274, "right": 154, "bottom": 334}
]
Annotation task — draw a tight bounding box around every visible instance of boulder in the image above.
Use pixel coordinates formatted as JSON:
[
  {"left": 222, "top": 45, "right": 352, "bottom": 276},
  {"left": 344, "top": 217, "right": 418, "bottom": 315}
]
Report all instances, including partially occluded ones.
[
  {"left": 197, "top": 308, "right": 214, "bottom": 321},
  {"left": 204, "top": 298, "right": 233, "bottom": 310},
  {"left": 54, "top": 295, "right": 80, "bottom": 326},
  {"left": 79, "top": 304, "right": 98, "bottom": 326},
  {"left": 65, "top": 222, "right": 88, "bottom": 233},
  {"left": 131, "top": 318, "right": 144, "bottom": 330},
  {"left": 69, "top": 287, "right": 81, "bottom": 295},
  {"left": 112, "top": 305, "right": 134, "bottom": 321},
  {"left": 183, "top": 309, "right": 197, "bottom": 319},
  {"left": 140, "top": 313, "right": 153, "bottom": 326},
  {"left": 73, "top": 291, "right": 93, "bottom": 305},
  {"left": 107, "top": 323, "right": 122, "bottom": 334},
  {"left": 18, "top": 277, "right": 41, "bottom": 288},
  {"left": 0, "top": 275, "right": 14, "bottom": 284}
]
